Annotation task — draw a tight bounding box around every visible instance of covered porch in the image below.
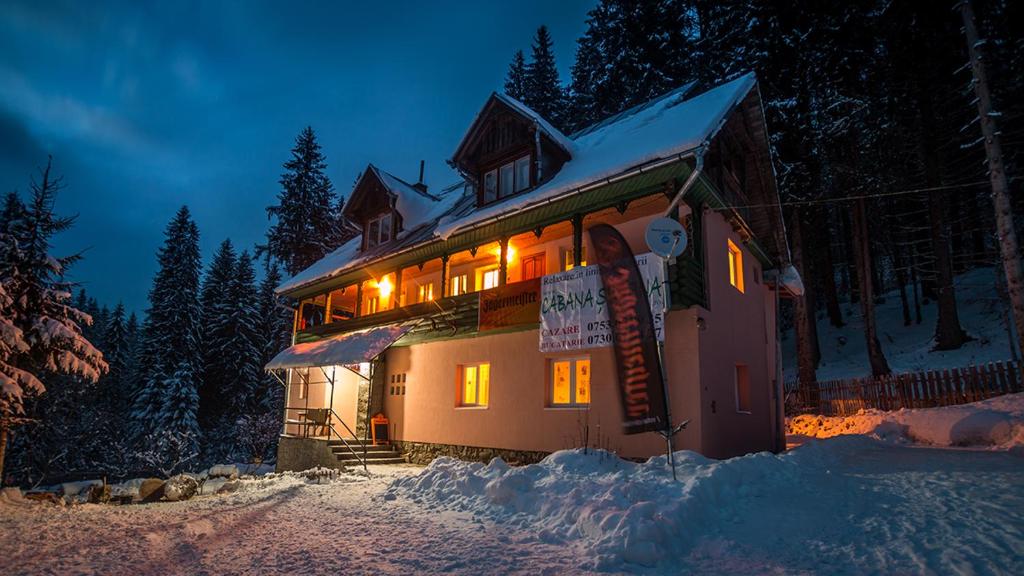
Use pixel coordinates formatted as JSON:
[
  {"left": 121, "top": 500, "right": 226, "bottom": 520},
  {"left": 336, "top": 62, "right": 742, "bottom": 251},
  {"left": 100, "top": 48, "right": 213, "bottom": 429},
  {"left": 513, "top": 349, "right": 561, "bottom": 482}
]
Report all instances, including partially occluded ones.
[{"left": 265, "top": 323, "right": 416, "bottom": 470}]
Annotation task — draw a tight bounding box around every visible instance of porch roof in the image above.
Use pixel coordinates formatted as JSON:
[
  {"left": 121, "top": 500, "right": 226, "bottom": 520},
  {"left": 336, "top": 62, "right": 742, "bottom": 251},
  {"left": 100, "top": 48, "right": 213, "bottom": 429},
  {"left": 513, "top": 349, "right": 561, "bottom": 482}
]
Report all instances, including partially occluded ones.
[{"left": 265, "top": 322, "right": 417, "bottom": 370}]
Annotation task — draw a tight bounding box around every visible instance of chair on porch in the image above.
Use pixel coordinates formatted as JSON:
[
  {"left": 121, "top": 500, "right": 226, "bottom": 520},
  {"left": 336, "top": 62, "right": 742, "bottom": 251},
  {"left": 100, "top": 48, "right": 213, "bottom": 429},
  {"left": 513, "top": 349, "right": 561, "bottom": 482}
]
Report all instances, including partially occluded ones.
[{"left": 300, "top": 408, "right": 331, "bottom": 438}]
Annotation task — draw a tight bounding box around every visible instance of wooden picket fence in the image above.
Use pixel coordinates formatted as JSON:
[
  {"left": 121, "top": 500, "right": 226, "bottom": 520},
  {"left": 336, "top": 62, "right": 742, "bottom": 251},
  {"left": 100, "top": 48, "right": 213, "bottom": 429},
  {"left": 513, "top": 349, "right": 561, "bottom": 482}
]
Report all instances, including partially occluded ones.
[{"left": 786, "top": 361, "right": 1023, "bottom": 417}]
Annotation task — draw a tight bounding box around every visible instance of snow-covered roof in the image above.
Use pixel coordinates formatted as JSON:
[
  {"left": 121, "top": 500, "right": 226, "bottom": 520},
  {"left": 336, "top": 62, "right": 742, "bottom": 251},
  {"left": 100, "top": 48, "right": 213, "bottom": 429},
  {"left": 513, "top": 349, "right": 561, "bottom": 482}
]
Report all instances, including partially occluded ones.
[
  {"left": 278, "top": 180, "right": 468, "bottom": 293},
  {"left": 265, "top": 322, "right": 417, "bottom": 370},
  {"left": 367, "top": 165, "right": 445, "bottom": 232},
  {"left": 436, "top": 73, "right": 756, "bottom": 239},
  {"left": 278, "top": 73, "right": 758, "bottom": 295}
]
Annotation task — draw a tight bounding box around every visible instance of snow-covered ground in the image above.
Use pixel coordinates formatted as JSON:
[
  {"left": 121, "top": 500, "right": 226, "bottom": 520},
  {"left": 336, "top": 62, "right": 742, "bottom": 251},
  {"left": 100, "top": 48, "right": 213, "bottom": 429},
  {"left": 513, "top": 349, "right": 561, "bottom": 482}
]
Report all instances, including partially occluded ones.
[
  {"left": 2, "top": 396, "right": 1023, "bottom": 575},
  {"left": 783, "top": 267, "right": 1017, "bottom": 381}
]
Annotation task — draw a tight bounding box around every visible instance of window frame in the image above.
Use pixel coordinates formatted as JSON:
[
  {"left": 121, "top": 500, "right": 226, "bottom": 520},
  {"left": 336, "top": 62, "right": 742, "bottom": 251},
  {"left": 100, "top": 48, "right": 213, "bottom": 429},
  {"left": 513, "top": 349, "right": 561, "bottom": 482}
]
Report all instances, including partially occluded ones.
[
  {"left": 735, "top": 364, "right": 751, "bottom": 413},
  {"left": 562, "top": 247, "right": 587, "bottom": 271},
  {"left": 549, "top": 356, "right": 591, "bottom": 408},
  {"left": 727, "top": 238, "right": 745, "bottom": 293},
  {"left": 450, "top": 273, "right": 469, "bottom": 296},
  {"left": 478, "top": 266, "right": 500, "bottom": 291},
  {"left": 521, "top": 252, "right": 546, "bottom": 281},
  {"left": 479, "top": 154, "right": 531, "bottom": 206},
  {"left": 365, "top": 212, "right": 393, "bottom": 249},
  {"left": 457, "top": 362, "right": 490, "bottom": 408},
  {"left": 417, "top": 282, "right": 434, "bottom": 303}
]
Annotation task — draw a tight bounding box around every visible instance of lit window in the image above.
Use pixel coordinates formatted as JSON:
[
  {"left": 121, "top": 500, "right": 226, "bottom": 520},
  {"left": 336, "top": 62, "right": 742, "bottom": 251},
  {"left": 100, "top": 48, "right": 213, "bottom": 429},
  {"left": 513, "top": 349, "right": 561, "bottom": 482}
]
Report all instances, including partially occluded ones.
[
  {"left": 481, "top": 268, "right": 500, "bottom": 290},
  {"left": 521, "top": 252, "right": 546, "bottom": 281},
  {"left": 551, "top": 357, "right": 590, "bottom": 407},
  {"left": 728, "top": 239, "right": 745, "bottom": 293},
  {"left": 735, "top": 364, "right": 751, "bottom": 413},
  {"left": 514, "top": 156, "right": 531, "bottom": 192},
  {"left": 365, "top": 296, "right": 379, "bottom": 315},
  {"left": 450, "top": 274, "right": 468, "bottom": 296},
  {"left": 417, "top": 283, "right": 434, "bottom": 303},
  {"left": 459, "top": 363, "right": 490, "bottom": 407},
  {"left": 563, "top": 247, "right": 587, "bottom": 271},
  {"left": 483, "top": 170, "right": 497, "bottom": 203}
]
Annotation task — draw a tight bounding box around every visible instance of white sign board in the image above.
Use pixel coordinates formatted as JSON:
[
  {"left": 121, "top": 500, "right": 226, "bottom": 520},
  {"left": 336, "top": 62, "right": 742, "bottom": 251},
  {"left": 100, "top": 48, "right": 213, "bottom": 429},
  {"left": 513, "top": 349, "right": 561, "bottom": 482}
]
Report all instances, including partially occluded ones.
[
  {"left": 645, "top": 217, "right": 687, "bottom": 258},
  {"left": 539, "top": 253, "right": 667, "bottom": 352}
]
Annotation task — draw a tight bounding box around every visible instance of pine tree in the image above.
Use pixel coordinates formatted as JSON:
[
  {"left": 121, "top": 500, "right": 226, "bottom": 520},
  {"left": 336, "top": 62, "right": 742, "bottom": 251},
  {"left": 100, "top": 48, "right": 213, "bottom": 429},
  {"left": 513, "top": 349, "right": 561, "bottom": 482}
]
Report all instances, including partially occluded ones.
[
  {"left": 261, "top": 127, "right": 347, "bottom": 277},
  {"left": 504, "top": 50, "right": 528, "bottom": 101},
  {"left": 0, "top": 159, "right": 106, "bottom": 481},
  {"left": 256, "top": 260, "right": 291, "bottom": 415},
  {"left": 198, "top": 239, "right": 237, "bottom": 434},
  {"left": 132, "top": 206, "right": 202, "bottom": 473},
  {"left": 523, "top": 26, "right": 567, "bottom": 128}
]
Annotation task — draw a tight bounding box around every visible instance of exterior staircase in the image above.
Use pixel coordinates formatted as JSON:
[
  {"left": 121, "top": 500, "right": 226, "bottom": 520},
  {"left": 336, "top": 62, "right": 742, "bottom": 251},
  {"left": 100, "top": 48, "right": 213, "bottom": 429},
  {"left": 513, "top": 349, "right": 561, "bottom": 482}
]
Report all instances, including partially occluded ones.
[{"left": 329, "top": 439, "right": 405, "bottom": 466}]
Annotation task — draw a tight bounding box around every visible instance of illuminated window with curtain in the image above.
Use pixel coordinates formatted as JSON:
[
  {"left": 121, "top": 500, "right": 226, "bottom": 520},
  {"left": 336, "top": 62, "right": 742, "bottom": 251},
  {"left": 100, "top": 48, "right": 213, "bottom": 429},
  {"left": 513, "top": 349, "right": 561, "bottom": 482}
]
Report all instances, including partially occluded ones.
[
  {"left": 450, "top": 274, "right": 468, "bottom": 296},
  {"left": 521, "top": 252, "right": 546, "bottom": 281},
  {"left": 727, "top": 238, "right": 745, "bottom": 293},
  {"left": 550, "top": 357, "right": 591, "bottom": 407},
  {"left": 477, "top": 267, "right": 500, "bottom": 290},
  {"left": 563, "top": 247, "right": 587, "bottom": 271},
  {"left": 417, "top": 283, "right": 434, "bottom": 303},
  {"left": 458, "top": 363, "right": 490, "bottom": 407}
]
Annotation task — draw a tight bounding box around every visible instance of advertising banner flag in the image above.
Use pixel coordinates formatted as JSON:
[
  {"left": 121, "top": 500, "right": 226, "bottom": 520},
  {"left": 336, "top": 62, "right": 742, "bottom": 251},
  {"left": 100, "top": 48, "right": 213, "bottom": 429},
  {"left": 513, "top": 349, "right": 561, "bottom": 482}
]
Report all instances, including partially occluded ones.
[
  {"left": 588, "top": 223, "right": 669, "bottom": 435},
  {"left": 539, "top": 254, "right": 666, "bottom": 352}
]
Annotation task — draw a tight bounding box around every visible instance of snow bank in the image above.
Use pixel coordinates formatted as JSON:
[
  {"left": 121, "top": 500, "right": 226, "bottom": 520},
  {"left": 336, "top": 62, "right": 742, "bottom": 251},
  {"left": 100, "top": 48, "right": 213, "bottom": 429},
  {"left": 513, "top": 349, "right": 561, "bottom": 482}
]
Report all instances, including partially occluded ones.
[
  {"left": 386, "top": 445, "right": 846, "bottom": 571},
  {"left": 788, "top": 392, "right": 1024, "bottom": 449}
]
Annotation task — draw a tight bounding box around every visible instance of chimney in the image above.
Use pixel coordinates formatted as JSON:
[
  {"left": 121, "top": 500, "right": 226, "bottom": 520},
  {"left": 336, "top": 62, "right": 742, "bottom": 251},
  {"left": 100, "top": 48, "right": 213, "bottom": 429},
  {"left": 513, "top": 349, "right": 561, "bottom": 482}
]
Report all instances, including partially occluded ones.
[{"left": 413, "top": 160, "right": 428, "bottom": 194}]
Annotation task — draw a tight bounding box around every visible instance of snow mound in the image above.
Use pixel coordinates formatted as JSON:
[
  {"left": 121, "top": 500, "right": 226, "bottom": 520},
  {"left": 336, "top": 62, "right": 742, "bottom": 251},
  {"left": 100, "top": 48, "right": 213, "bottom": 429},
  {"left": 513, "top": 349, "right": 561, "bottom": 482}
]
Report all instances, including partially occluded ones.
[
  {"left": 386, "top": 446, "right": 850, "bottom": 571},
  {"left": 788, "top": 392, "right": 1024, "bottom": 449}
]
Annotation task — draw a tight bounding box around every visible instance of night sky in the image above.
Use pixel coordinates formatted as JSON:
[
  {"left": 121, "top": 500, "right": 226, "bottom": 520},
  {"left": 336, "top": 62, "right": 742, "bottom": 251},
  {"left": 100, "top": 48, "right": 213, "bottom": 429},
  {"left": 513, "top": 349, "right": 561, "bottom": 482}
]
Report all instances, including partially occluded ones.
[{"left": 0, "top": 0, "right": 594, "bottom": 313}]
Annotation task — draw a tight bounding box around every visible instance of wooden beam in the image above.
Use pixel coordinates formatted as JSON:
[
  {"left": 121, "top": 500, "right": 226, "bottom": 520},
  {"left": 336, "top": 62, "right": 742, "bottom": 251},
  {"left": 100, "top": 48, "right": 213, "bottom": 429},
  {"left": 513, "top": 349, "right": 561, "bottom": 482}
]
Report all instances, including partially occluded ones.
[
  {"left": 571, "top": 213, "right": 584, "bottom": 268},
  {"left": 498, "top": 238, "right": 509, "bottom": 286}
]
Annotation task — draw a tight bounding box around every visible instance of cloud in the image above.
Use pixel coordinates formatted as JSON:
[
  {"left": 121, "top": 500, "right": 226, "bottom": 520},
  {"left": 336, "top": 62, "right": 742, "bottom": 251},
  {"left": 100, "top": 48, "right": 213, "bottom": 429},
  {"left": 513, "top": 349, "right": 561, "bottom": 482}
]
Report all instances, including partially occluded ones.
[{"left": 0, "top": 65, "right": 161, "bottom": 157}]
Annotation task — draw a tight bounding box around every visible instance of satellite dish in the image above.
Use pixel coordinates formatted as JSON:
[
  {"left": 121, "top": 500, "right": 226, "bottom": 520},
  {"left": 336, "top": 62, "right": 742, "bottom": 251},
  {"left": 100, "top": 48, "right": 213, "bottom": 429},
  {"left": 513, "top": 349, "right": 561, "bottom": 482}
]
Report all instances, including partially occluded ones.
[{"left": 645, "top": 217, "right": 687, "bottom": 259}]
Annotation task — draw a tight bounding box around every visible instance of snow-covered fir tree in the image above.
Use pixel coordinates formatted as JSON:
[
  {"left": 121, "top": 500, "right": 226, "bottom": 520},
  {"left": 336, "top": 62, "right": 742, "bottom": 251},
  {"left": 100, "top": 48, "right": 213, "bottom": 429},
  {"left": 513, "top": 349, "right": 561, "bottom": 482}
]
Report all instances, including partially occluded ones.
[
  {"left": 0, "top": 160, "right": 106, "bottom": 482},
  {"left": 262, "top": 127, "right": 347, "bottom": 277},
  {"left": 256, "top": 260, "right": 291, "bottom": 415},
  {"left": 504, "top": 50, "right": 528, "bottom": 101},
  {"left": 523, "top": 25, "right": 567, "bottom": 128},
  {"left": 132, "top": 206, "right": 202, "bottom": 473},
  {"left": 198, "top": 238, "right": 238, "bottom": 434}
]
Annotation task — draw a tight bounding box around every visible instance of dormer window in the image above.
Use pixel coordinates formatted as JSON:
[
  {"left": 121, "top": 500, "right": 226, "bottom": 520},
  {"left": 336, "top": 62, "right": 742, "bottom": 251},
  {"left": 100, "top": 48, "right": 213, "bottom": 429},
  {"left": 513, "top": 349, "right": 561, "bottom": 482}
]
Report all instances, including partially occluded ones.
[
  {"left": 366, "top": 212, "right": 392, "bottom": 249},
  {"left": 482, "top": 154, "right": 531, "bottom": 206}
]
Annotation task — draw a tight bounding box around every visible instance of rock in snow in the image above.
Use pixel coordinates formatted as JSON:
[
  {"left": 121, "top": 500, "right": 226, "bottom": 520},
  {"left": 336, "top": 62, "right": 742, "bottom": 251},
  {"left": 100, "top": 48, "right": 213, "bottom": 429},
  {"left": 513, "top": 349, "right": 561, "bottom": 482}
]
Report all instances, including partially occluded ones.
[
  {"left": 163, "top": 475, "right": 199, "bottom": 502},
  {"left": 137, "top": 478, "right": 166, "bottom": 503}
]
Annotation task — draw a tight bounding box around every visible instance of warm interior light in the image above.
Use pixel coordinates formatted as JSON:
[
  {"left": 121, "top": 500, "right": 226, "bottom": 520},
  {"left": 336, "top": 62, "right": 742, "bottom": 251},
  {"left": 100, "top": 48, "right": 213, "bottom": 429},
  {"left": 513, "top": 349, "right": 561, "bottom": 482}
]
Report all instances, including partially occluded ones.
[
  {"left": 492, "top": 244, "right": 516, "bottom": 263},
  {"left": 378, "top": 276, "right": 393, "bottom": 299}
]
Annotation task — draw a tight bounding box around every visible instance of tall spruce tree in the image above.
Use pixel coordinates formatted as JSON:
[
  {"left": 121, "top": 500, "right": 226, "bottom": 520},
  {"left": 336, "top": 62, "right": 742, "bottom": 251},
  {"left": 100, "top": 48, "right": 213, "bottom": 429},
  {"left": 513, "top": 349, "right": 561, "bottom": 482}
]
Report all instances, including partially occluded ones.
[
  {"left": 132, "top": 206, "right": 202, "bottom": 473},
  {"left": 262, "top": 127, "right": 346, "bottom": 277},
  {"left": 524, "top": 26, "right": 567, "bottom": 128},
  {"left": 504, "top": 50, "right": 528, "bottom": 101},
  {"left": 198, "top": 239, "right": 237, "bottom": 435},
  {"left": 0, "top": 160, "right": 106, "bottom": 482},
  {"left": 256, "top": 260, "right": 291, "bottom": 415}
]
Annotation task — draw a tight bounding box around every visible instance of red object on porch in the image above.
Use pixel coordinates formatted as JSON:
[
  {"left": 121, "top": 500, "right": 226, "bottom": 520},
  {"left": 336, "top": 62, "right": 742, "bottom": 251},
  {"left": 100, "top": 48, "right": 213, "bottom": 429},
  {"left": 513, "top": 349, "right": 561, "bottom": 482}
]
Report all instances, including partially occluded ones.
[{"left": 371, "top": 413, "right": 389, "bottom": 445}]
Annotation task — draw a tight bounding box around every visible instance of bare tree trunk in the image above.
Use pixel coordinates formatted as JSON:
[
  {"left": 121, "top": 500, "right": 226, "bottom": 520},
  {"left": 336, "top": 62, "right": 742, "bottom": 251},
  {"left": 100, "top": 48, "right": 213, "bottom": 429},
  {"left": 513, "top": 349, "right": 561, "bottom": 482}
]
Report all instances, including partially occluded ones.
[
  {"left": 790, "top": 208, "right": 819, "bottom": 390},
  {"left": 913, "top": 78, "right": 968, "bottom": 349},
  {"left": 961, "top": 0, "right": 1024, "bottom": 363},
  {"left": 816, "top": 207, "right": 845, "bottom": 327},
  {"left": 852, "top": 198, "right": 891, "bottom": 376},
  {"left": 891, "top": 238, "right": 912, "bottom": 327},
  {"left": 0, "top": 423, "right": 8, "bottom": 485},
  {"left": 910, "top": 245, "right": 923, "bottom": 325}
]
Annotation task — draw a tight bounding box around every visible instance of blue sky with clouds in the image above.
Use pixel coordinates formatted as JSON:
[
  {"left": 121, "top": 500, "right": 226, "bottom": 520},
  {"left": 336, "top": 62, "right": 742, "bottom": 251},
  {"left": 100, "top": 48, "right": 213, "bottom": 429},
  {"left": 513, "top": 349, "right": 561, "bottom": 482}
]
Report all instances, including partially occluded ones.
[{"left": 0, "top": 0, "right": 594, "bottom": 313}]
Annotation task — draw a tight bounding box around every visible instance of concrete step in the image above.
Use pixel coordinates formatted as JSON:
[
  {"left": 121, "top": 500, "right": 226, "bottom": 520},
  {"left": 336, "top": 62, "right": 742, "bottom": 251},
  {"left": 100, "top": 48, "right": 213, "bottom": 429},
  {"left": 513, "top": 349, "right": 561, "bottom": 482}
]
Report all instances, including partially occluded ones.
[
  {"left": 330, "top": 444, "right": 395, "bottom": 453},
  {"left": 344, "top": 457, "right": 406, "bottom": 466},
  {"left": 336, "top": 450, "right": 404, "bottom": 462}
]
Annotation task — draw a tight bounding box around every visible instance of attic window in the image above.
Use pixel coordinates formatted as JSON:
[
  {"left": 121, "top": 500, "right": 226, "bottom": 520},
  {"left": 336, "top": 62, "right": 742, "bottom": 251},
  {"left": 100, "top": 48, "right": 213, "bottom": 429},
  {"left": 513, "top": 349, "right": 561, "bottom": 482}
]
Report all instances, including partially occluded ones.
[
  {"left": 482, "top": 154, "right": 531, "bottom": 205},
  {"left": 366, "top": 212, "right": 392, "bottom": 249}
]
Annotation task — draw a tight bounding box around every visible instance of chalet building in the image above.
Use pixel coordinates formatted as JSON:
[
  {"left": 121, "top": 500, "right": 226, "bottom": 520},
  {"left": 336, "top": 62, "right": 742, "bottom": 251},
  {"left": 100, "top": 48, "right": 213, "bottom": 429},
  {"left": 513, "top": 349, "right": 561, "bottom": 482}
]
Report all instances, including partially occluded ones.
[{"left": 266, "top": 73, "right": 801, "bottom": 470}]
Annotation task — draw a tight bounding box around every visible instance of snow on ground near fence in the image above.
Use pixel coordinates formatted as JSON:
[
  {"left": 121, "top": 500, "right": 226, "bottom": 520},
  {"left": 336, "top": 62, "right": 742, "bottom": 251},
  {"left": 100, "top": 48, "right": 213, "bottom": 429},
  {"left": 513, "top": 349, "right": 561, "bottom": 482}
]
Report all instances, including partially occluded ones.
[
  {"left": 783, "top": 267, "right": 1017, "bottom": 381},
  {"left": 788, "top": 392, "right": 1024, "bottom": 450},
  {"left": 387, "top": 397, "right": 1024, "bottom": 573}
]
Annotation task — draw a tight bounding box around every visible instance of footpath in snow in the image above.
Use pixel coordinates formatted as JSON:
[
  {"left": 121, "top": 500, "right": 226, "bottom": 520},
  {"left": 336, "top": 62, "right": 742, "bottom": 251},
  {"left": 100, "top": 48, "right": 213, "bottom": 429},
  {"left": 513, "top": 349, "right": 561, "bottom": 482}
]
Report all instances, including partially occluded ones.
[{"left": 2, "top": 395, "right": 1022, "bottom": 575}]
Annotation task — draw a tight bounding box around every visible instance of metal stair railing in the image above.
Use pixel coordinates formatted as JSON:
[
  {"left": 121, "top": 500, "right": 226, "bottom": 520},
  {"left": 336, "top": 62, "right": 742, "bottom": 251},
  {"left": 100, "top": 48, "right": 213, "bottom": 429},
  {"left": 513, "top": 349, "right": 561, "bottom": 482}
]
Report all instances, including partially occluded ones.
[{"left": 325, "top": 408, "right": 368, "bottom": 473}]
